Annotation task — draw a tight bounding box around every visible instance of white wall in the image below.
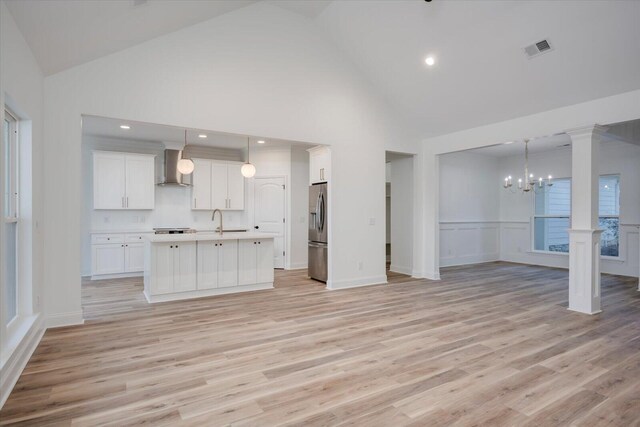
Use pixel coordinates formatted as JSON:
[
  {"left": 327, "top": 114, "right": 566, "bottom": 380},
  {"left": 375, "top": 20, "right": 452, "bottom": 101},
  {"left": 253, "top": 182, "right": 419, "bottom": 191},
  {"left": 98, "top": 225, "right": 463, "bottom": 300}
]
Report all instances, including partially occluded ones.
[
  {"left": 290, "top": 146, "right": 310, "bottom": 269},
  {"left": 42, "top": 2, "right": 417, "bottom": 324},
  {"left": 438, "top": 151, "right": 500, "bottom": 267},
  {"left": 0, "top": 0, "right": 45, "bottom": 407},
  {"left": 389, "top": 156, "right": 414, "bottom": 275}
]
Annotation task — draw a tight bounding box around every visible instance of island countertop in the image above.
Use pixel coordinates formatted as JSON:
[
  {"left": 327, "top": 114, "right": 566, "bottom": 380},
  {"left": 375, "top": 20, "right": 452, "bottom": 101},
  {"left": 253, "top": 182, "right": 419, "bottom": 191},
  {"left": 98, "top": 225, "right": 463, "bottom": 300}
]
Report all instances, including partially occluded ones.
[{"left": 145, "top": 231, "right": 277, "bottom": 243}]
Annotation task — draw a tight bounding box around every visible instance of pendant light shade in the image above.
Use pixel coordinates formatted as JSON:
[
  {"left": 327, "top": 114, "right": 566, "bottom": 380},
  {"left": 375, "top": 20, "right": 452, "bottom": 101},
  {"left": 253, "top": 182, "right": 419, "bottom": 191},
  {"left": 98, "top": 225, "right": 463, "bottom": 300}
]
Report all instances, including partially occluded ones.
[
  {"left": 241, "top": 137, "right": 256, "bottom": 178},
  {"left": 241, "top": 163, "right": 256, "bottom": 178},
  {"left": 178, "top": 129, "right": 195, "bottom": 175},
  {"left": 177, "top": 158, "right": 195, "bottom": 175}
]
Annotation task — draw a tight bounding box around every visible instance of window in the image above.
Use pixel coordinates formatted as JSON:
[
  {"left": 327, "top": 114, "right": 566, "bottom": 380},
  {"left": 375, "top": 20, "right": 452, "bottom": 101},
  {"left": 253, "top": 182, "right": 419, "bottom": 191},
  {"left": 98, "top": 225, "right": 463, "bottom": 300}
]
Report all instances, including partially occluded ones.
[
  {"left": 3, "top": 108, "right": 18, "bottom": 326},
  {"left": 533, "top": 178, "right": 571, "bottom": 253},
  {"left": 533, "top": 175, "right": 620, "bottom": 257},
  {"left": 599, "top": 175, "right": 620, "bottom": 257}
]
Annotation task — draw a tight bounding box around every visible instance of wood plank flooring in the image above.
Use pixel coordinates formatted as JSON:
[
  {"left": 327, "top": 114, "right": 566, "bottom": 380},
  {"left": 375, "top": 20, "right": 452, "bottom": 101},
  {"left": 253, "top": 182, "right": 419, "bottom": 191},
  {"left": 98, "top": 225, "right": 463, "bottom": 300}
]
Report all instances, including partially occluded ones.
[{"left": 2, "top": 262, "right": 640, "bottom": 426}]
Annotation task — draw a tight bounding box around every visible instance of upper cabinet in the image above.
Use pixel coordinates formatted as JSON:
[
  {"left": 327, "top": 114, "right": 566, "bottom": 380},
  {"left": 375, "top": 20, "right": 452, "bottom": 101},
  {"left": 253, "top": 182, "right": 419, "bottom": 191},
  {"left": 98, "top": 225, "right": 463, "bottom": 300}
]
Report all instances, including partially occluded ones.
[
  {"left": 308, "top": 146, "right": 331, "bottom": 184},
  {"left": 191, "top": 159, "right": 245, "bottom": 211},
  {"left": 93, "top": 151, "right": 155, "bottom": 210}
]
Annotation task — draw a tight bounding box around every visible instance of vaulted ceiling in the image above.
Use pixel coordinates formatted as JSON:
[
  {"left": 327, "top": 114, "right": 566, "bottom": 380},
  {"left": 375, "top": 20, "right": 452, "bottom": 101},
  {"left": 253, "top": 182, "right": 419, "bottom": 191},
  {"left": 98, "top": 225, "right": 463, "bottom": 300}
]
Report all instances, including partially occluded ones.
[{"left": 5, "top": 0, "right": 640, "bottom": 138}]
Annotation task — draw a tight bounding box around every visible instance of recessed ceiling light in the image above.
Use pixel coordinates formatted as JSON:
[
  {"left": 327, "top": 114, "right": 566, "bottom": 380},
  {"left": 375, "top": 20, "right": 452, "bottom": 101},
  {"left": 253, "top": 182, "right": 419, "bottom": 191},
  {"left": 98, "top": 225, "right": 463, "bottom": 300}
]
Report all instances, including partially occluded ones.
[
  {"left": 424, "top": 56, "right": 436, "bottom": 66},
  {"left": 120, "top": 125, "right": 130, "bottom": 129},
  {"left": 257, "top": 140, "right": 265, "bottom": 144},
  {"left": 198, "top": 134, "right": 207, "bottom": 138}
]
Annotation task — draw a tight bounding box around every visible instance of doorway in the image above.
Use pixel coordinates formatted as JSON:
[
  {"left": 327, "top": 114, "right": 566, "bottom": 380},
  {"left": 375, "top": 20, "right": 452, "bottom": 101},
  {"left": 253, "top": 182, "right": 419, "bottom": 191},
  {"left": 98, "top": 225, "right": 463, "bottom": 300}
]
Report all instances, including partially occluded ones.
[
  {"left": 254, "top": 177, "right": 286, "bottom": 269},
  {"left": 385, "top": 151, "right": 414, "bottom": 277}
]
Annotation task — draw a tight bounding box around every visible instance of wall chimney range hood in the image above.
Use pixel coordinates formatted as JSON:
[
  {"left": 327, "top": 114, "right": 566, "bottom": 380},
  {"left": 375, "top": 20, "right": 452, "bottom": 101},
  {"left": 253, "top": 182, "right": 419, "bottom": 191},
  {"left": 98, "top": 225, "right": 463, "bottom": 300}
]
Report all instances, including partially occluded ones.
[{"left": 158, "top": 149, "right": 191, "bottom": 186}]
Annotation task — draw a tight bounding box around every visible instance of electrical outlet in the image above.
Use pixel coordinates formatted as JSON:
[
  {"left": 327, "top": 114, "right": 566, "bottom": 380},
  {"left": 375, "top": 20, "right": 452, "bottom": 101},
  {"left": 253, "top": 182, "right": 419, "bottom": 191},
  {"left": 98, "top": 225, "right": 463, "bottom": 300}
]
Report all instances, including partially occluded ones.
[
  {"left": 369, "top": 217, "right": 376, "bottom": 226},
  {"left": 103, "top": 216, "right": 110, "bottom": 223},
  {"left": 358, "top": 261, "right": 363, "bottom": 271}
]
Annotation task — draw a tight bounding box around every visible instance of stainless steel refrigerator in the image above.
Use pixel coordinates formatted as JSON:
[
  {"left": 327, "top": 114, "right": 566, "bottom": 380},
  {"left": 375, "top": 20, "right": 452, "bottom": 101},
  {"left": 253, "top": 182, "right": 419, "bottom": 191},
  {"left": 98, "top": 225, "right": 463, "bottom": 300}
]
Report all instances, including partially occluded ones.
[{"left": 309, "top": 183, "right": 328, "bottom": 282}]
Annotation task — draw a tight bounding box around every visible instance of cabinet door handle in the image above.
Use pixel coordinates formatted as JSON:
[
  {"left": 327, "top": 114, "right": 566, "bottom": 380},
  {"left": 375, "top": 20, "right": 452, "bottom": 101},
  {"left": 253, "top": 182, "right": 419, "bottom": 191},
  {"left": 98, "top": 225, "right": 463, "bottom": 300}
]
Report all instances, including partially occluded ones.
[
  {"left": 126, "top": 197, "right": 129, "bottom": 208},
  {"left": 170, "top": 245, "right": 173, "bottom": 248},
  {"left": 194, "top": 198, "right": 197, "bottom": 209},
  {"left": 122, "top": 196, "right": 125, "bottom": 208},
  {"left": 176, "top": 245, "right": 179, "bottom": 248},
  {"left": 121, "top": 245, "right": 124, "bottom": 247}
]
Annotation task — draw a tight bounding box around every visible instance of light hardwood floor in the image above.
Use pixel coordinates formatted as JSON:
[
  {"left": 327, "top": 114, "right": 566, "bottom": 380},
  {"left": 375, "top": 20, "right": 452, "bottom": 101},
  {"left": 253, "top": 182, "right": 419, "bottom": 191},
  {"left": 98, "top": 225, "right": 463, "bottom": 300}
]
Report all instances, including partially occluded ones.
[{"left": 1, "top": 262, "right": 640, "bottom": 426}]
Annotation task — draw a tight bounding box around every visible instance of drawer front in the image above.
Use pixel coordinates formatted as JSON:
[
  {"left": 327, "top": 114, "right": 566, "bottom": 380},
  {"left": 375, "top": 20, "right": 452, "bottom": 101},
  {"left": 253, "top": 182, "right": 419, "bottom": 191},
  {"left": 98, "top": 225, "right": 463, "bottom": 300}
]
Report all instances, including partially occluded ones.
[
  {"left": 92, "top": 234, "right": 124, "bottom": 244},
  {"left": 125, "top": 234, "right": 148, "bottom": 242}
]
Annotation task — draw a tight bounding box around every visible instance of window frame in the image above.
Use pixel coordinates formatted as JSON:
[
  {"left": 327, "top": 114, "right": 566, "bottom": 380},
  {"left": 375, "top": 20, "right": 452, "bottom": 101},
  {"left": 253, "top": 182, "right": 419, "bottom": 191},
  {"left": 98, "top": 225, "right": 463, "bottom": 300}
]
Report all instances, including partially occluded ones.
[
  {"left": 531, "top": 177, "right": 571, "bottom": 254},
  {"left": 3, "top": 107, "right": 20, "bottom": 332},
  {"left": 530, "top": 174, "right": 622, "bottom": 259},
  {"left": 4, "top": 108, "right": 19, "bottom": 222}
]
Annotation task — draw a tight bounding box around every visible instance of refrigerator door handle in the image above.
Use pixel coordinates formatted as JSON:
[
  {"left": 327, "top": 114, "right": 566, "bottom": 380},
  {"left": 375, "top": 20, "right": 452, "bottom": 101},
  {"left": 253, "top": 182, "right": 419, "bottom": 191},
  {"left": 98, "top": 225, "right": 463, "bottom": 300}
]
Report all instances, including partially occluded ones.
[
  {"left": 316, "top": 193, "right": 322, "bottom": 232},
  {"left": 319, "top": 192, "right": 325, "bottom": 233}
]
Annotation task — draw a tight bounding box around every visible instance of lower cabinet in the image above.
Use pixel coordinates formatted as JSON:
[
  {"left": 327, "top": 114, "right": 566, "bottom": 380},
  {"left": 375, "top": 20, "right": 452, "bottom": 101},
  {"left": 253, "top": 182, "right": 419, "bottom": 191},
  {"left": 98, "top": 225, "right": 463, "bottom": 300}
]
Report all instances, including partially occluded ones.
[
  {"left": 238, "top": 239, "right": 275, "bottom": 285},
  {"left": 93, "top": 244, "right": 126, "bottom": 275},
  {"left": 197, "top": 240, "right": 238, "bottom": 289},
  {"left": 91, "top": 233, "right": 148, "bottom": 278},
  {"left": 152, "top": 242, "right": 197, "bottom": 294}
]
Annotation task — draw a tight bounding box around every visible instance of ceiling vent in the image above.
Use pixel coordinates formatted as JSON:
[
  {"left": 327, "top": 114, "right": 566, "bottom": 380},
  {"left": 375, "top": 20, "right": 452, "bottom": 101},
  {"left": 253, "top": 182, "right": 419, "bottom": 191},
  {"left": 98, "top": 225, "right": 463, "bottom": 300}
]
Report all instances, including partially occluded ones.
[{"left": 523, "top": 39, "right": 554, "bottom": 59}]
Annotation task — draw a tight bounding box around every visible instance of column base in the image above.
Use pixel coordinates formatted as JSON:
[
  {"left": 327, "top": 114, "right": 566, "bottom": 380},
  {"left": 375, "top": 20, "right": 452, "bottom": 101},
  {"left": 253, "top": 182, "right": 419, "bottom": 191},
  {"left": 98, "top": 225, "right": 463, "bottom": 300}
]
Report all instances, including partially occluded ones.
[{"left": 568, "top": 229, "right": 603, "bottom": 315}]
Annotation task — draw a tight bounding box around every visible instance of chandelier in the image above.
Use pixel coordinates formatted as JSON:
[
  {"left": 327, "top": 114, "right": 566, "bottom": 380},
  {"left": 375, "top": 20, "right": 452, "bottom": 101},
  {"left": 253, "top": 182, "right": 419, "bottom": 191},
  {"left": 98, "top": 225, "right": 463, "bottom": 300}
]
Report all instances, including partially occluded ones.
[{"left": 503, "top": 139, "right": 553, "bottom": 193}]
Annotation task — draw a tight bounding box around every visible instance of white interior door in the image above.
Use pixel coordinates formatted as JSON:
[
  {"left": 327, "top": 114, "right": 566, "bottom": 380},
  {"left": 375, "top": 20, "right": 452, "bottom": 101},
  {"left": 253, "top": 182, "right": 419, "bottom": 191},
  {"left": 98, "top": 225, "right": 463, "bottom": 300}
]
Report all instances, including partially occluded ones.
[{"left": 254, "top": 177, "right": 285, "bottom": 269}]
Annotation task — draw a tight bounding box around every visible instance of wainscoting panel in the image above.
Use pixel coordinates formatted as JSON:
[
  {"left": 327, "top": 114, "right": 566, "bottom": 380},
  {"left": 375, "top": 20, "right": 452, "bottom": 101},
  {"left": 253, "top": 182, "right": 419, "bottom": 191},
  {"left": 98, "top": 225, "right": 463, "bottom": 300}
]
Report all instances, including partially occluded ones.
[
  {"left": 440, "top": 222, "right": 500, "bottom": 267},
  {"left": 498, "top": 221, "right": 639, "bottom": 277}
]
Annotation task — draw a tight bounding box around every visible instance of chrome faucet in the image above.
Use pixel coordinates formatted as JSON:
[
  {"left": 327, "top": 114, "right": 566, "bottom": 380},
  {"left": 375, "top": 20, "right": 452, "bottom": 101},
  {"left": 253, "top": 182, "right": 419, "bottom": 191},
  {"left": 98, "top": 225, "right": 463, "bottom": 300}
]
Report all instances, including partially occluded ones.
[{"left": 212, "top": 209, "right": 223, "bottom": 235}]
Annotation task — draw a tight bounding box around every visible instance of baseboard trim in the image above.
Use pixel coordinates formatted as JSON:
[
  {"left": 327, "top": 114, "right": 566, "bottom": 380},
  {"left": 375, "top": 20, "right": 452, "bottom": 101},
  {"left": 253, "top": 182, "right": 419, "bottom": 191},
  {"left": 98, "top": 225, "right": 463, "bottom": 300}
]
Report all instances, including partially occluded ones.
[
  {"left": 440, "top": 254, "right": 499, "bottom": 268},
  {"left": 90, "top": 272, "right": 143, "bottom": 281},
  {"left": 424, "top": 270, "right": 441, "bottom": 280},
  {"left": 0, "top": 314, "right": 45, "bottom": 409},
  {"left": 46, "top": 311, "right": 85, "bottom": 328},
  {"left": 286, "top": 263, "right": 308, "bottom": 271},
  {"left": 327, "top": 275, "right": 388, "bottom": 290},
  {"left": 389, "top": 264, "right": 412, "bottom": 275},
  {"left": 144, "top": 282, "right": 274, "bottom": 303}
]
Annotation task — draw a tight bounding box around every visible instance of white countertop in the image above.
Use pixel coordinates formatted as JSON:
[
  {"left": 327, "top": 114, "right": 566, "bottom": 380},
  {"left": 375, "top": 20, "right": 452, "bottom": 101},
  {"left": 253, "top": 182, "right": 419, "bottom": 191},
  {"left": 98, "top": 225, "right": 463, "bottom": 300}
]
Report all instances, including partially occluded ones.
[{"left": 145, "top": 231, "right": 277, "bottom": 243}]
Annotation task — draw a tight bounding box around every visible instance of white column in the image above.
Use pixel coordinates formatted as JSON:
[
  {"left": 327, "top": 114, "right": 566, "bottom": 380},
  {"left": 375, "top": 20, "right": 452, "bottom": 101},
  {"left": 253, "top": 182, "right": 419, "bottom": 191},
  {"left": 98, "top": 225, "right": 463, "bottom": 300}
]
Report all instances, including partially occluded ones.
[
  {"left": 566, "top": 125, "right": 606, "bottom": 314},
  {"left": 422, "top": 151, "right": 440, "bottom": 280}
]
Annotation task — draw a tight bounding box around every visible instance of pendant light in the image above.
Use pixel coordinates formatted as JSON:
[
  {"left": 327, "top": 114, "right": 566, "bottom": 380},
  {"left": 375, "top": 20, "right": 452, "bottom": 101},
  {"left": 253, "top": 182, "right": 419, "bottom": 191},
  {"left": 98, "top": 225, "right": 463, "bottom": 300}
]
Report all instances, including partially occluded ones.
[
  {"left": 177, "top": 129, "right": 195, "bottom": 175},
  {"left": 241, "top": 137, "right": 256, "bottom": 178}
]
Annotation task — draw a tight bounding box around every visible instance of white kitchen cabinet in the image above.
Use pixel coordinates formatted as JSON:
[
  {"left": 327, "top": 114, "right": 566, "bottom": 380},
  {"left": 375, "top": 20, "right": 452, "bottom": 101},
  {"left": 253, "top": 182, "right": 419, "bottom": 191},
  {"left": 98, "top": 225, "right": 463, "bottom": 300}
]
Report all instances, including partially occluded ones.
[
  {"left": 308, "top": 146, "right": 331, "bottom": 184},
  {"left": 191, "top": 159, "right": 245, "bottom": 211},
  {"left": 197, "top": 240, "right": 238, "bottom": 289},
  {"left": 226, "top": 163, "right": 245, "bottom": 210},
  {"left": 93, "top": 152, "right": 126, "bottom": 209},
  {"left": 93, "top": 151, "right": 155, "bottom": 210},
  {"left": 150, "top": 241, "right": 197, "bottom": 294},
  {"left": 125, "top": 155, "right": 155, "bottom": 209},
  {"left": 93, "top": 244, "right": 125, "bottom": 275},
  {"left": 124, "top": 243, "right": 145, "bottom": 273},
  {"left": 238, "top": 239, "right": 274, "bottom": 285},
  {"left": 211, "top": 163, "right": 229, "bottom": 210},
  {"left": 191, "top": 159, "right": 211, "bottom": 210},
  {"left": 174, "top": 242, "right": 197, "bottom": 292},
  {"left": 91, "top": 232, "right": 150, "bottom": 279}
]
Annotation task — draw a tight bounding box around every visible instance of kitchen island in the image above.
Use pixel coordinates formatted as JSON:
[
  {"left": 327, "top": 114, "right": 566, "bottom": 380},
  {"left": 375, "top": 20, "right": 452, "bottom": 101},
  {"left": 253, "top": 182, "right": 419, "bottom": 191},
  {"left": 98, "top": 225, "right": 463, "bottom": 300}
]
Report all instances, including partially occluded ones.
[{"left": 143, "top": 232, "right": 275, "bottom": 303}]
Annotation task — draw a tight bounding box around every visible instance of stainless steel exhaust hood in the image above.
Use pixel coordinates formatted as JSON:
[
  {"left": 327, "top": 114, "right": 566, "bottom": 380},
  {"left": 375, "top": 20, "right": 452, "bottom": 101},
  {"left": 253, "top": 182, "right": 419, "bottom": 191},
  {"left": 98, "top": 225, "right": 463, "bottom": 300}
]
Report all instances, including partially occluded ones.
[{"left": 158, "top": 149, "right": 191, "bottom": 186}]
